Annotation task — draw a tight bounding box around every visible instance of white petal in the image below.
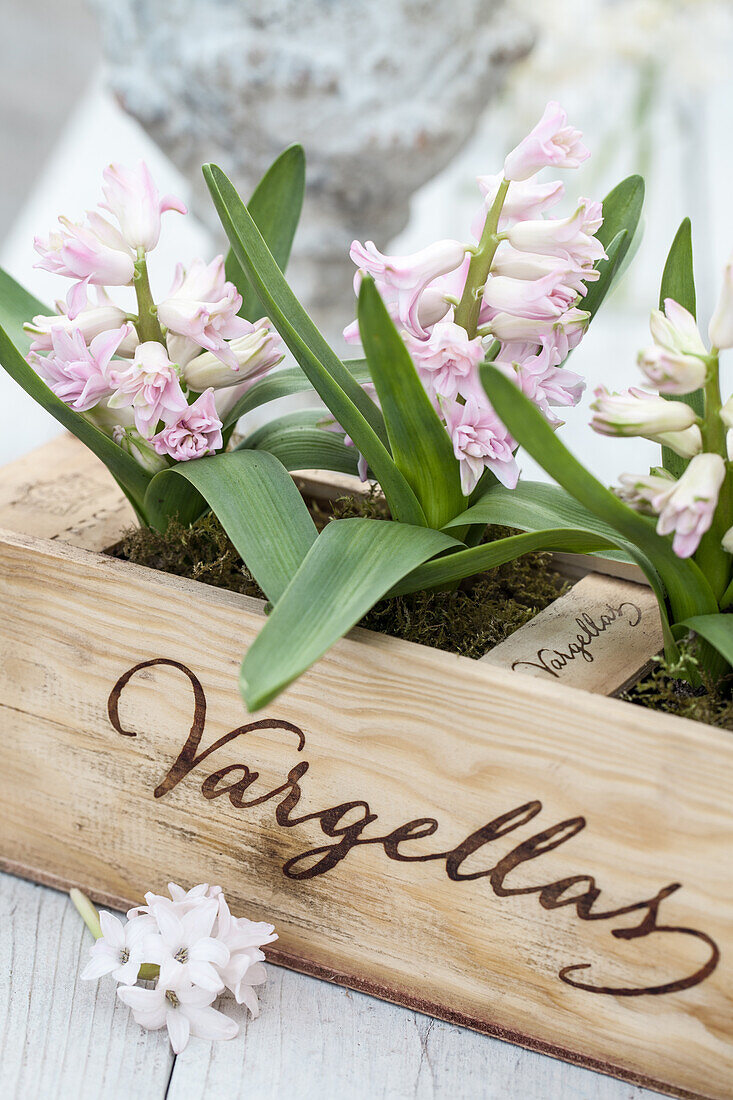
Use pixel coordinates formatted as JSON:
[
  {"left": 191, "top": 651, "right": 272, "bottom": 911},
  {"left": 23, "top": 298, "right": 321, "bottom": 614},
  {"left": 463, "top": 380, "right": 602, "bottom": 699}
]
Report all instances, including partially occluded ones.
[
  {"left": 113, "top": 959, "right": 142, "bottom": 985},
  {"left": 98, "top": 911, "right": 125, "bottom": 949},
  {"left": 80, "top": 951, "right": 117, "bottom": 981},
  {"left": 185, "top": 1005, "right": 239, "bottom": 1042},
  {"left": 151, "top": 903, "right": 184, "bottom": 946},
  {"left": 244, "top": 963, "right": 267, "bottom": 986},
  {"left": 235, "top": 983, "right": 260, "bottom": 1016},
  {"left": 142, "top": 933, "right": 169, "bottom": 964},
  {"left": 181, "top": 901, "right": 217, "bottom": 943},
  {"left": 166, "top": 1009, "right": 191, "bottom": 1053},
  {"left": 189, "top": 936, "right": 229, "bottom": 967},
  {"left": 186, "top": 961, "right": 225, "bottom": 993},
  {"left": 177, "top": 984, "right": 216, "bottom": 1008},
  {"left": 117, "top": 984, "right": 163, "bottom": 1013},
  {"left": 125, "top": 914, "right": 157, "bottom": 947}
]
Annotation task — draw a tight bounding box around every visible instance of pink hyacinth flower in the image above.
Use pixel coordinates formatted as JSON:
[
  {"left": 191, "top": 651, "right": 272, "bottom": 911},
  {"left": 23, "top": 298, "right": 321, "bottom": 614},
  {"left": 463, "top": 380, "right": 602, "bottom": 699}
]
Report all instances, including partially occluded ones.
[
  {"left": 655, "top": 453, "right": 726, "bottom": 558},
  {"left": 34, "top": 212, "right": 135, "bottom": 287},
  {"left": 157, "top": 256, "right": 252, "bottom": 370},
  {"left": 25, "top": 287, "right": 135, "bottom": 354},
  {"left": 590, "top": 385, "right": 699, "bottom": 437},
  {"left": 101, "top": 161, "right": 187, "bottom": 253},
  {"left": 108, "top": 341, "right": 189, "bottom": 437},
  {"left": 151, "top": 389, "right": 223, "bottom": 461},
  {"left": 404, "top": 320, "right": 484, "bottom": 402},
  {"left": 443, "top": 395, "right": 519, "bottom": 495},
  {"left": 709, "top": 254, "right": 733, "bottom": 350},
  {"left": 490, "top": 244, "right": 599, "bottom": 296},
  {"left": 183, "top": 319, "right": 284, "bottom": 391},
  {"left": 505, "top": 200, "right": 605, "bottom": 267},
  {"left": 487, "top": 307, "right": 590, "bottom": 362},
  {"left": 348, "top": 238, "right": 467, "bottom": 339},
  {"left": 472, "top": 174, "right": 565, "bottom": 238},
  {"left": 503, "top": 101, "right": 590, "bottom": 182},
  {"left": 29, "top": 323, "right": 134, "bottom": 412},
  {"left": 482, "top": 270, "right": 577, "bottom": 321},
  {"left": 496, "top": 342, "right": 585, "bottom": 427}
]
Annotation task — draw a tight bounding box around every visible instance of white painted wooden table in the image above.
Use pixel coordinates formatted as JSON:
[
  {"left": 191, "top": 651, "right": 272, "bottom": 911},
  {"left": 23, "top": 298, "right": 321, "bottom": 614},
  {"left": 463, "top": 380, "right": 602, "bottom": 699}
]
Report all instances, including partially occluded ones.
[{"left": 1, "top": 873, "right": 665, "bottom": 1099}]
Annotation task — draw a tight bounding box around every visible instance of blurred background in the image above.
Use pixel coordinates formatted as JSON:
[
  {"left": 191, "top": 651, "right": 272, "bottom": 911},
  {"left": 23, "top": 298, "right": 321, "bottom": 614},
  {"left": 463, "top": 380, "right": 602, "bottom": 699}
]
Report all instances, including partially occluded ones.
[{"left": 2, "top": 0, "right": 732, "bottom": 483}]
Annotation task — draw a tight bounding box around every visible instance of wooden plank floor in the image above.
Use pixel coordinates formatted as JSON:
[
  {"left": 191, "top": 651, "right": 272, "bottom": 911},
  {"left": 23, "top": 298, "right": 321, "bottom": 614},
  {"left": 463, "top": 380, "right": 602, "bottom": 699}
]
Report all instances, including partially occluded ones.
[{"left": 0, "top": 873, "right": 666, "bottom": 1099}]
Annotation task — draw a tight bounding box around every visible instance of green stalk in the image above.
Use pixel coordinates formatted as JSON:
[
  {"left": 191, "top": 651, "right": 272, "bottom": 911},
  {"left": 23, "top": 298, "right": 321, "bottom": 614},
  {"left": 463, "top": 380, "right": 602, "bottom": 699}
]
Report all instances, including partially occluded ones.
[
  {"left": 133, "top": 256, "right": 165, "bottom": 344},
  {"left": 694, "top": 351, "right": 733, "bottom": 601},
  {"left": 454, "top": 179, "right": 510, "bottom": 338}
]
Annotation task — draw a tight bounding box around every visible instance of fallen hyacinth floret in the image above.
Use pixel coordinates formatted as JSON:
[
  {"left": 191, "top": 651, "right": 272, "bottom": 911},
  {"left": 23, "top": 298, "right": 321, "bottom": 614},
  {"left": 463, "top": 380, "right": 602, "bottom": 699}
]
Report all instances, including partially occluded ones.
[{"left": 71, "top": 883, "right": 277, "bottom": 1052}]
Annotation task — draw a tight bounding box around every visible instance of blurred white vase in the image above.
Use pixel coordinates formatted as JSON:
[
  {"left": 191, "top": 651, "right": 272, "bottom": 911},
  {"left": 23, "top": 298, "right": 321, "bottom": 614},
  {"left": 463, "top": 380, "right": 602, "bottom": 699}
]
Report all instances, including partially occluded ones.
[{"left": 92, "top": 0, "right": 532, "bottom": 339}]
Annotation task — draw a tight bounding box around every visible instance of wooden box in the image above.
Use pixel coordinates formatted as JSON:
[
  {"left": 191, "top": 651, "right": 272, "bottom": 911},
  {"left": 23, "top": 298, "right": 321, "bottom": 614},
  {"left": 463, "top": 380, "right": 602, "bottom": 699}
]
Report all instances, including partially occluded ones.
[{"left": 1, "top": 435, "right": 731, "bottom": 1100}]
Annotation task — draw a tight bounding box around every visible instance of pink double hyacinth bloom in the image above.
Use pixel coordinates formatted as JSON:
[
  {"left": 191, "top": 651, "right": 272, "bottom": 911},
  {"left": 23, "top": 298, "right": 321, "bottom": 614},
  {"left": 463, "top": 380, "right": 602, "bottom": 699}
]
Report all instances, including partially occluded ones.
[
  {"left": 443, "top": 397, "right": 519, "bottom": 495},
  {"left": 486, "top": 306, "right": 590, "bottom": 360},
  {"left": 490, "top": 245, "right": 600, "bottom": 297},
  {"left": 348, "top": 239, "right": 467, "bottom": 339},
  {"left": 29, "top": 323, "right": 134, "bottom": 412},
  {"left": 474, "top": 174, "right": 565, "bottom": 235},
  {"left": 482, "top": 270, "right": 576, "bottom": 321},
  {"left": 183, "top": 319, "right": 284, "bottom": 391},
  {"left": 404, "top": 320, "right": 484, "bottom": 402},
  {"left": 655, "top": 454, "right": 726, "bottom": 558},
  {"left": 590, "top": 385, "right": 699, "bottom": 437},
  {"left": 504, "top": 200, "right": 605, "bottom": 266},
  {"left": 108, "top": 341, "right": 189, "bottom": 437},
  {"left": 157, "top": 256, "right": 253, "bottom": 370},
  {"left": 503, "top": 101, "right": 590, "bottom": 182},
  {"left": 151, "top": 389, "right": 223, "bottom": 461},
  {"left": 101, "top": 161, "right": 187, "bottom": 252},
  {"left": 709, "top": 253, "right": 733, "bottom": 350},
  {"left": 35, "top": 212, "right": 136, "bottom": 288},
  {"left": 497, "top": 343, "right": 585, "bottom": 428},
  {"left": 26, "top": 288, "right": 133, "bottom": 353}
]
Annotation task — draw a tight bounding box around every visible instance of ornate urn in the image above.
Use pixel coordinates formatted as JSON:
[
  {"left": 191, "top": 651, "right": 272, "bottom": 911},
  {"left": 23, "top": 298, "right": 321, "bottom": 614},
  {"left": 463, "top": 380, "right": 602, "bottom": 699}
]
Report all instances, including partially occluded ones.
[{"left": 92, "top": 0, "right": 532, "bottom": 337}]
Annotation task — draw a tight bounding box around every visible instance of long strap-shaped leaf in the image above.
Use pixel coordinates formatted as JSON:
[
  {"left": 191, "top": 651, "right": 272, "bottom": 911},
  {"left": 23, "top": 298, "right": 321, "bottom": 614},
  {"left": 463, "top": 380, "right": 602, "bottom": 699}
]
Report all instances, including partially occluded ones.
[
  {"left": 679, "top": 614, "right": 733, "bottom": 671},
  {"left": 225, "top": 144, "right": 306, "bottom": 323},
  {"left": 203, "top": 163, "right": 427, "bottom": 527},
  {"left": 221, "top": 359, "right": 371, "bottom": 430},
  {"left": 240, "top": 518, "right": 462, "bottom": 710},
  {"left": 145, "top": 450, "right": 317, "bottom": 604},
  {"left": 0, "top": 267, "right": 47, "bottom": 353},
  {"left": 0, "top": 316, "right": 152, "bottom": 516},
  {"left": 358, "top": 278, "right": 465, "bottom": 527},
  {"left": 480, "top": 364, "right": 717, "bottom": 627},
  {"left": 445, "top": 480, "right": 629, "bottom": 552},
  {"left": 582, "top": 175, "right": 645, "bottom": 324},
  {"left": 241, "top": 409, "right": 360, "bottom": 477},
  {"left": 388, "top": 527, "right": 615, "bottom": 597}
]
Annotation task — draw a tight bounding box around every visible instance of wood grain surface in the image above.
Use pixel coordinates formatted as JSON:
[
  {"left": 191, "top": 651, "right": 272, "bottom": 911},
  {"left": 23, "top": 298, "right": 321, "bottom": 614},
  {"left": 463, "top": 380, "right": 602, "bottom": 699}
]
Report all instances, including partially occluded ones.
[
  {"left": 0, "top": 873, "right": 664, "bottom": 1100},
  {"left": 482, "top": 572, "right": 664, "bottom": 695},
  {"left": 0, "top": 433, "right": 134, "bottom": 550},
  {"left": 0, "top": 523, "right": 730, "bottom": 1100}
]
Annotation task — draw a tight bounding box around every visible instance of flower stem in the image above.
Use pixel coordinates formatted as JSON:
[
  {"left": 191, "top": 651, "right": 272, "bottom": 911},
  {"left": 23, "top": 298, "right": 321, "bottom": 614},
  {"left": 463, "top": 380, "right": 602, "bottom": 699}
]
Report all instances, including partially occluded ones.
[
  {"left": 454, "top": 179, "right": 510, "bottom": 338},
  {"left": 133, "top": 257, "right": 165, "bottom": 345},
  {"left": 70, "top": 888, "right": 102, "bottom": 939},
  {"left": 695, "top": 351, "right": 733, "bottom": 601}
]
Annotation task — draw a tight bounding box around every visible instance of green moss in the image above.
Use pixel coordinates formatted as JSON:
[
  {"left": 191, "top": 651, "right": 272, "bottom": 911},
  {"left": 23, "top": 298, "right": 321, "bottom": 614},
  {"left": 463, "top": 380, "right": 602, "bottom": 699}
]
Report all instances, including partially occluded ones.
[
  {"left": 115, "top": 497, "right": 564, "bottom": 657},
  {"left": 116, "top": 512, "right": 264, "bottom": 599},
  {"left": 115, "top": 499, "right": 733, "bottom": 729},
  {"left": 622, "top": 640, "right": 733, "bottom": 730}
]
